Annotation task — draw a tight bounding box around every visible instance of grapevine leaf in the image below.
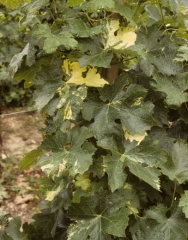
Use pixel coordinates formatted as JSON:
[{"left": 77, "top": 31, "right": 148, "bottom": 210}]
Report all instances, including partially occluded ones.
[
  {"left": 151, "top": 75, "right": 188, "bottom": 108},
  {"left": 174, "top": 45, "right": 188, "bottom": 62},
  {"left": 34, "top": 83, "right": 62, "bottom": 111},
  {"left": 161, "top": 140, "right": 188, "bottom": 184},
  {"left": 9, "top": 43, "right": 33, "bottom": 78},
  {"left": 67, "top": 0, "right": 84, "bottom": 7},
  {"left": 0, "top": 0, "right": 30, "bottom": 9},
  {"left": 86, "top": 0, "right": 115, "bottom": 13},
  {"left": 114, "top": 1, "right": 135, "bottom": 25},
  {"left": 79, "top": 51, "right": 113, "bottom": 68},
  {"left": 137, "top": 29, "right": 181, "bottom": 76},
  {"left": 57, "top": 84, "right": 87, "bottom": 120},
  {"left": 145, "top": 5, "right": 161, "bottom": 21},
  {"left": 19, "top": 147, "right": 43, "bottom": 170},
  {"left": 73, "top": 182, "right": 102, "bottom": 203},
  {"left": 131, "top": 204, "right": 188, "bottom": 240},
  {"left": 146, "top": 128, "right": 175, "bottom": 154},
  {"left": 103, "top": 153, "right": 127, "bottom": 192},
  {"left": 105, "top": 20, "right": 137, "bottom": 50},
  {"left": 67, "top": 19, "right": 101, "bottom": 38},
  {"left": 75, "top": 174, "right": 91, "bottom": 191},
  {"left": 33, "top": 59, "right": 63, "bottom": 110},
  {"left": 33, "top": 24, "right": 78, "bottom": 54},
  {"left": 67, "top": 190, "right": 134, "bottom": 240},
  {"left": 21, "top": 0, "right": 49, "bottom": 13},
  {"left": 99, "top": 137, "right": 168, "bottom": 191},
  {"left": 179, "top": 191, "right": 188, "bottom": 218},
  {"left": 31, "top": 210, "right": 66, "bottom": 239},
  {"left": 5, "top": 217, "right": 27, "bottom": 240},
  {"left": 99, "top": 136, "right": 127, "bottom": 191},
  {"left": 67, "top": 62, "right": 108, "bottom": 87},
  {"left": 0, "top": 12, "right": 5, "bottom": 22},
  {"left": 40, "top": 127, "right": 96, "bottom": 177},
  {"left": 82, "top": 76, "right": 155, "bottom": 139}
]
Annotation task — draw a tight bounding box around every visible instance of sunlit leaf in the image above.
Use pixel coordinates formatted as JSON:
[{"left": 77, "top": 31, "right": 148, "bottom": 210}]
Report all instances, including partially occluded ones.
[
  {"left": 67, "top": 62, "right": 108, "bottom": 87},
  {"left": 105, "top": 20, "right": 137, "bottom": 50},
  {"left": 0, "top": 0, "right": 30, "bottom": 9}
]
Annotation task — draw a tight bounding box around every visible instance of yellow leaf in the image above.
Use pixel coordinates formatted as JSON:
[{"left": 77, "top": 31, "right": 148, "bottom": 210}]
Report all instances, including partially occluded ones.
[
  {"left": 0, "top": 0, "right": 30, "bottom": 9},
  {"left": 122, "top": 125, "right": 147, "bottom": 145},
  {"left": 62, "top": 59, "right": 71, "bottom": 75},
  {"left": 105, "top": 20, "right": 137, "bottom": 50},
  {"left": 68, "top": 62, "right": 108, "bottom": 87},
  {"left": 75, "top": 174, "right": 91, "bottom": 191}
]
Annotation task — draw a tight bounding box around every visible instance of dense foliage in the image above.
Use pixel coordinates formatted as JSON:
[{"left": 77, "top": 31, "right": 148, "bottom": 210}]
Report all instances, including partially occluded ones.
[
  {"left": 1, "top": 0, "right": 188, "bottom": 239},
  {"left": 0, "top": 4, "right": 33, "bottom": 107}
]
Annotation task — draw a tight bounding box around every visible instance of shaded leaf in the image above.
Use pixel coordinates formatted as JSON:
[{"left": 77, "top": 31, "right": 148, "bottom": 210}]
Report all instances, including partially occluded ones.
[
  {"left": 151, "top": 75, "right": 188, "bottom": 108},
  {"left": 79, "top": 51, "right": 113, "bottom": 68},
  {"left": 99, "top": 137, "right": 168, "bottom": 191},
  {"left": 5, "top": 217, "right": 27, "bottom": 240},
  {"left": 131, "top": 204, "right": 188, "bottom": 240},
  {"left": 82, "top": 76, "right": 155, "bottom": 139},
  {"left": 161, "top": 140, "right": 188, "bottom": 184},
  {"left": 67, "top": 19, "right": 101, "bottom": 38},
  {"left": 67, "top": 189, "right": 134, "bottom": 240},
  {"left": 86, "top": 0, "right": 115, "bottom": 12},
  {"left": 179, "top": 191, "right": 188, "bottom": 218},
  {"left": 19, "top": 147, "right": 43, "bottom": 170},
  {"left": 33, "top": 24, "right": 78, "bottom": 54}
]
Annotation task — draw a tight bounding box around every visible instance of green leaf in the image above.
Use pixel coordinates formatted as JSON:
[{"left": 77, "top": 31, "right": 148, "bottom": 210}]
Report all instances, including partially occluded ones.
[
  {"left": 30, "top": 210, "right": 66, "bottom": 239},
  {"left": 57, "top": 84, "right": 87, "bottom": 120},
  {"left": 145, "top": 5, "right": 161, "bottom": 21},
  {"left": 67, "top": 190, "right": 133, "bottom": 240},
  {"left": 131, "top": 204, "right": 188, "bottom": 240},
  {"left": 5, "top": 217, "right": 27, "bottom": 240},
  {"left": 82, "top": 76, "right": 155, "bottom": 139},
  {"left": 114, "top": 1, "right": 135, "bottom": 25},
  {"left": 0, "top": 12, "right": 5, "bottom": 22},
  {"left": 40, "top": 127, "right": 96, "bottom": 177},
  {"left": 86, "top": 0, "right": 115, "bottom": 13},
  {"left": 67, "top": 0, "right": 84, "bottom": 7},
  {"left": 151, "top": 75, "right": 188, "bottom": 108},
  {"left": 100, "top": 137, "right": 168, "bottom": 191},
  {"left": 0, "top": 0, "right": 30, "bottom": 9},
  {"left": 33, "top": 59, "right": 63, "bottom": 110},
  {"left": 33, "top": 24, "right": 78, "bottom": 54},
  {"left": 103, "top": 153, "right": 127, "bottom": 192},
  {"left": 67, "top": 19, "right": 101, "bottom": 38},
  {"left": 9, "top": 43, "right": 32, "bottom": 79},
  {"left": 179, "top": 191, "right": 188, "bottom": 218},
  {"left": 19, "top": 147, "right": 43, "bottom": 170},
  {"left": 21, "top": 0, "right": 49, "bottom": 13},
  {"left": 79, "top": 51, "right": 113, "bottom": 68},
  {"left": 161, "top": 140, "right": 188, "bottom": 184},
  {"left": 174, "top": 45, "right": 188, "bottom": 62}
]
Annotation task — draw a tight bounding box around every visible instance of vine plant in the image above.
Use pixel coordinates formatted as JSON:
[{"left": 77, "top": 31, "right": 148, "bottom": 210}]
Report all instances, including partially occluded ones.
[{"left": 1, "top": 0, "right": 188, "bottom": 239}]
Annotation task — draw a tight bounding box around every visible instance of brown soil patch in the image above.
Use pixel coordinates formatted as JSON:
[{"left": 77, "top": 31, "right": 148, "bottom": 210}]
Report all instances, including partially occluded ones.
[{"left": 0, "top": 108, "right": 45, "bottom": 223}]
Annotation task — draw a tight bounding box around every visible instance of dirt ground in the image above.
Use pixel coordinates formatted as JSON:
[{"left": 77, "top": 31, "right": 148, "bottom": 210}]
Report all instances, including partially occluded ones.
[{"left": 0, "top": 107, "right": 45, "bottom": 223}]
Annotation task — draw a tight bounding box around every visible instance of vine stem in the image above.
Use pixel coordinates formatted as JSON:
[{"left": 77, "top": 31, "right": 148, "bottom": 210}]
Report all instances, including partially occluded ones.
[
  {"left": 157, "top": 0, "right": 165, "bottom": 26},
  {"left": 170, "top": 182, "right": 177, "bottom": 207}
]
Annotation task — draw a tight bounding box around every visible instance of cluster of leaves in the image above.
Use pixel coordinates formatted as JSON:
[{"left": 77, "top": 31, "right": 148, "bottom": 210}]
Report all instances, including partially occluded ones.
[
  {"left": 2, "top": 0, "right": 188, "bottom": 239},
  {"left": 0, "top": 3, "right": 34, "bottom": 107}
]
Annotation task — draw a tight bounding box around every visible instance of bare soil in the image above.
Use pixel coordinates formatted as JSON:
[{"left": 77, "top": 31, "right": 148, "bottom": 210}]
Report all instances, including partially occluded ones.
[{"left": 0, "top": 107, "right": 45, "bottom": 223}]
